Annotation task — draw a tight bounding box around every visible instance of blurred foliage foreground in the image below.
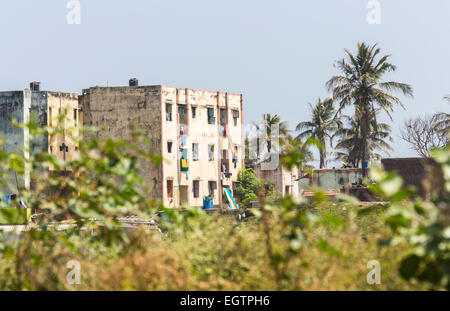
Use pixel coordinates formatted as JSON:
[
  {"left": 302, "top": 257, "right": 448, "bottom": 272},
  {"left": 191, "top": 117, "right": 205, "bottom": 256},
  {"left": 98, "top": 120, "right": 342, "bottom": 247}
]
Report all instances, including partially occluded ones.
[{"left": 0, "top": 120, "right": 448, "bottom": 291}]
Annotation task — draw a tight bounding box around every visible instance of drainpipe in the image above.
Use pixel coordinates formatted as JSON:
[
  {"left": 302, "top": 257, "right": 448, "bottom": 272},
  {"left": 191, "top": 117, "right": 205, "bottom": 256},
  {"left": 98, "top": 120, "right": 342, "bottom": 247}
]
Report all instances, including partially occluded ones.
[
  {"left": 176, "top": 89, "right": 181, "bottom": 207},
  {"left": 240, "top": 94, "right": 244, "bottom": 169},
  {"left": 185, "top": 88, "right": 190, "bottom": 207},
  {"left": 217, "top": 92, "right": 223, "bottom": 208},
  {"left": 160, "top": 87, "right": 165, "bottom": 206}
]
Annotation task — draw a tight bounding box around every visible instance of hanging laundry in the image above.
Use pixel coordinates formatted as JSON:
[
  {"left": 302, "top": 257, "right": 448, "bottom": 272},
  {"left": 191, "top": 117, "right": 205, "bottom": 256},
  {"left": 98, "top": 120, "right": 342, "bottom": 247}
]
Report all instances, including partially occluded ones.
[
  {"left": 3, "top": 196, "right": 11, "bottom": 206},
  {"left": 181, "top": 134, "right": 187, "bottom": 147},
  {"left": 180, "top": 158, "right": 189, "bottom": 172},
  {"left": 20, "top": 200, "right": 27, "bottom": 209},
  {"left": 222, "top": 163, "right": 227, "bottom": 173},
  {"left": 233, "top": 157, "right": 238, "bottom": 169},
  {"left": 208, "top": 145, "right": 214, "bottom": 161},
  {"left": 180, "top": 124, "right": 189, "bottom": 136}
]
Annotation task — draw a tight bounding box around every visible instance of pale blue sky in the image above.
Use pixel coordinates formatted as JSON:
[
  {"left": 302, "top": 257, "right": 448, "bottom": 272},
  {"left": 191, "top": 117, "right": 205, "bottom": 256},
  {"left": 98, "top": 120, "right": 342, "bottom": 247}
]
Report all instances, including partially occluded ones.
[{"left": 1, "top": 0, "right": 449, "bottom": 160}]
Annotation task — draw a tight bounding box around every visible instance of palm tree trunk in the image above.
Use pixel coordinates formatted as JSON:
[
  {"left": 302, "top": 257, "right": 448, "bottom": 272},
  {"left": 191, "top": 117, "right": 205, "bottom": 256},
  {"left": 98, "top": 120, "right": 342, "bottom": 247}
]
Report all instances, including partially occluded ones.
[
  {"left": 361, "top": 106, "right": 369, "bottom": 178},
  {"left": 319, "top": 149, "right": 325, "bottom": 169},
  {"left": 361, "top": 133, "right": 367, "bottom": 177}
]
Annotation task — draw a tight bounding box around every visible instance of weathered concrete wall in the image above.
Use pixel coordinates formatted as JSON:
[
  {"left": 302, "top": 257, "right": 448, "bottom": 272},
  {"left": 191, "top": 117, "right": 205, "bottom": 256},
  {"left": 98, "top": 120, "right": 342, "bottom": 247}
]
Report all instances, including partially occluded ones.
[
  {"left": 299, "top": 168, "right": 363, "bottom": 191},
  {"left": 0, "top": 91, "right": 26, "bottom": 153},
  {"left": 46, "top": 92, "right": 80, "bottom": 162},
  {"left": 1, "top": 89, "right": 79, "bottom": 194},
  {"left": 80, "top": 86, "right": 163, "bottom": 199},
  {"left": 0, "top": 91, "right": 27, "bottom": 194},
  {"left": 255, "top": 165, "right": 299, "bottom": 197},
  {"left": 382, "top": 158, "right": 443, "bottom": 199},
  {"left": 29, "top": 91, "right": 48, "bottom": 157}
]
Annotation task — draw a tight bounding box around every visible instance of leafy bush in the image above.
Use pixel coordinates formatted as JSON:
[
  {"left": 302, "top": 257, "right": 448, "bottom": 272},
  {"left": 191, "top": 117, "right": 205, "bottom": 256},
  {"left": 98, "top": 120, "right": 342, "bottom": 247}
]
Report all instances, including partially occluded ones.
[
  {"left": 0, "top": 117, "right": 447, "bottom": 290},
  {"left": 367, "top": 146, "right": 450, "bottom": 290},
  {"left": 234, "top": 168, "right": 263, "bottom": 209}
]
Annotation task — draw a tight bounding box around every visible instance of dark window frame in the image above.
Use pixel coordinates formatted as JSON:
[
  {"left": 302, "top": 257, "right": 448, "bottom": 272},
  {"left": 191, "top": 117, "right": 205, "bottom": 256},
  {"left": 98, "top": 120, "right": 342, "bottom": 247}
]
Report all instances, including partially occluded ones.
[
  {"left": 232, "top": 109, "right": 239, "bottom": 126},
  {"left": 167, "top": 180, "right": 173, "bottom": 198},
  {"left": 208, "top": 181, "right": 217, "bottom": 198},
  {"left": 193, "top": 180, "right": 200, "bottom": 198},
  {"left": 208, "top": 144, "right": 215, "bottom": 161},
  {"left": 207, "top": 107, "right": 215, "bottom": 125},
  {"left": 166, "top": 103, "right": 173, "bottom": 121},
  {"left": 192, "top": 143, "right": 199, "bottom": 161},
  {"left": 220, "top": 108, "right": 228, "bottom": 126},
  {"left": 178, "top": 104, "right": 187, "bottom": 124}
]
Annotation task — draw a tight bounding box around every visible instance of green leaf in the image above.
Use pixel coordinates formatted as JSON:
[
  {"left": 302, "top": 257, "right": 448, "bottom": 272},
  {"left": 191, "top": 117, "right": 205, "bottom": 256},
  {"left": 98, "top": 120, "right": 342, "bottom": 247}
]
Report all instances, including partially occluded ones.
[
  {"left": 380, "top": 175, "right": 403, "bottom": 197},
  {"left": 400, "top": 255, "right": 421, "bottom": 280},
  {"left": 316, "top": 239, "right": 343, "bottom": 257}
]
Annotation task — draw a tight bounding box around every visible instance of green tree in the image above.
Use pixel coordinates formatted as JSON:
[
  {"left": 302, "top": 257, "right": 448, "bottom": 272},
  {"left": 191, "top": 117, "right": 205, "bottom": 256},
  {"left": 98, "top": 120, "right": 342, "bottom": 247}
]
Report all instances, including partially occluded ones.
[
  {"left": 280, "top": 135, "right": 314, "bottom": 173},
  {"left": 432, "top": 95, "right": 450, "bottom": 135},
  {"left": 333, "top": 112, "right": 393, "bottom": 167},
  {"left": 262, "top": 114, "right": 288, "bottom": 153},
  {"left": 234, "top": 168, "right": 263, "bottom": 209},
  {"left": 326, "top": 42, "right": 413, "bottom": 176},
  {"left": 296, "top": 98, "right": 339, "bottom": 168},
  {"left": 368, "top": 145, "right": 450, "bottom": 290}
]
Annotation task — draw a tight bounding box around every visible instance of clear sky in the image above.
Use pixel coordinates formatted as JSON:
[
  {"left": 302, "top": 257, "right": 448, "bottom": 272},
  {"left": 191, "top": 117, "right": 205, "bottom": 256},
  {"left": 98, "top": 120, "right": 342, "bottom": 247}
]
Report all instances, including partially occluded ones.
[{"left": 1, "top": 0, "right": 449, "bottom": 161}]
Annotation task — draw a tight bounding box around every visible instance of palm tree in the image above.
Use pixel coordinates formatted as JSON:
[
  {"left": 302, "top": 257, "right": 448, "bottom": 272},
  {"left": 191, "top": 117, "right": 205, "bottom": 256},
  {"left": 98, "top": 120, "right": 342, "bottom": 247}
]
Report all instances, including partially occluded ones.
[
  {"left": 432, "top": 95, "right": 450, "bottom": 135},
  {"left": 262, "top": 113, "right": 288, "bottom": 153},
  {"left": 333, "top": 113, "right": 393, "bottom": 167},
  {"left": 295, "top": 98, "right": 339, "bottom": 168},
  {"left": 280, "top": 134, "right": 314, "bottom": 173},
  {"left": 326, "top": 42, "right": 413, "bottom": 176}
]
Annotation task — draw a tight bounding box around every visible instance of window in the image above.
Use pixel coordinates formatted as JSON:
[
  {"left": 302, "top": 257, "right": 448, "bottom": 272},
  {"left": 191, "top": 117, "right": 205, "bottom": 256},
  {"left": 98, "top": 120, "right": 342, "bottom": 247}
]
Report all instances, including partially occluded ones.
[
  {"left": 50, "top": 146, "right": 53, "bottom": 154},
  {"left": 48, "top": 107, "right": 52, "bottom": 126},
  {"left": 167, "top": 180, "right": 173, "bottom": 198},
  {"left": 167, "top": 141, "right": 173, "bottom": 153},
  {"left": 208, "top": 145, "right": 215, "bottom": 161},
  {"left": 208, "top": 181, "right": 217, "bottom": 198},
  {"left": 207, "top": 108, "right": 215, "bottom": 124},
  {"left": 232, "top": 110, "right": 239, "bottom": 126},
  {"left": 192, "top": 143, "right": 199, "bottom": 161},
  {"left": 222, "top": 149, "right": 228, "bottom": 160},
  {"left": 193, "top": 180, "right": 200, "bottom": 198},
  {"left": 285, "top": 186, "right": 290, "bottom": 195},
  {"left": 73, "top": 109, "right": 78, "bottom": 127},
  {"left": 178, "top": 104, "right": 187, "bottom": 124},
  {"left": 191, "top": 106, "right": 197, "bottom": 119},
  {"left": 221, "top": 149, "right": 229, "bottom": 173},
  {"left": 166, "top": 103, "right": 172, "bottom": 121},
  {"left": 220, "top": 108, "right": 227, "bottom": 126}
]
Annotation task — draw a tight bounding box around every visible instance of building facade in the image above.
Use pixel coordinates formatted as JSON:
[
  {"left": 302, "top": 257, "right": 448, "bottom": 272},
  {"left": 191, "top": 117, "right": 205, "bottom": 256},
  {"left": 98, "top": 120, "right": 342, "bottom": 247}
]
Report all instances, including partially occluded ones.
[
  {"left": 0, "top": 82, "right": 79, "bottom": 194},
  {"left": 382, "top": 158, "right": 444, "bottom": 199},
  {"left": 80, "top": 82, "right": 244, "bottom": 208},
  {"left": 299, "top": 168, "right": 363, "bottom": 192},
  {"left": 255, "top": 165, "right": 299, "bottom": 197}
]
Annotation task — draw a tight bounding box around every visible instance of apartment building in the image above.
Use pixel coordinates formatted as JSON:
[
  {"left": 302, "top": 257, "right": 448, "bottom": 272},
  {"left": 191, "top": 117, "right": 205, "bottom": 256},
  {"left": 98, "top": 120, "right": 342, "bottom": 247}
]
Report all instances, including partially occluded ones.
[
  {"left": 80, "top": 80, "right": 244, "bottom": 208},
  {"left": 0, "top": 82, "right": 80, "bottom": 194}
]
